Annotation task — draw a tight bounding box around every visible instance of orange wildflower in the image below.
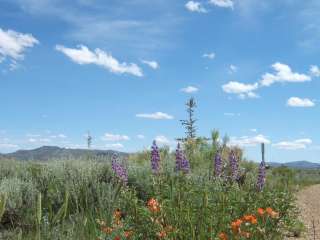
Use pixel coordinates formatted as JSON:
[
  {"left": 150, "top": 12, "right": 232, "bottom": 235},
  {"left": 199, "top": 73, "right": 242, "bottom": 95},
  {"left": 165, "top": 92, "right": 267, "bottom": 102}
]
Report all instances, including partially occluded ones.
[
  {"left": 113, "top": 236, "right": 121, "bottom": 240},
  {"left": 231, "top": 219, "right": 242, "bottom": 233},
  {"left": 218, "top": 232, "right": 228, "bottom": 240},
  {"left": 265, "top": 207, "right": 279, "bottom": 218},
  {"left": 266, "top": 207, "right": 273, "bottom": 215},
  {"left": 124, "top": 230, "right": 134, "bottom": 239},
  {"left": 147, "top": 198, "right": 160, "bottom": 213},
  {"left": 242, "top": 214, "right": 258, "bottom": 224},
  {"left": 270, "top": 210, "right": 279, "bottom": 219},
  {"left": 157, "top": 230, "right": 167, "bottom": 238},
  {"left": 257, "top": 208, "right": 265, "bottom": 216},
  {"left": 101, "top": 226, "right": 113, "bottom": 234},
  {"left": 251, "top": 216, "right": 258, "bottom": 224}
]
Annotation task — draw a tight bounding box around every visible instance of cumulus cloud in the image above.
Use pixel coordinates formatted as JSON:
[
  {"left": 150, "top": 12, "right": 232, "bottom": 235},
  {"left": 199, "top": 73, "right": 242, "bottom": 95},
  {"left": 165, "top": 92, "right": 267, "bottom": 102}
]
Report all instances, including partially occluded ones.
[
  {"left": 28, "top": 138, "right": 51, "bottom": 143},
  {"left": 102, "top": 133, "right": 130, "bottom": 141},
  {"left": 202, "top": 52, "right": 215, "bottom": 59},
  {"left": 209, "top": 0, "right": 234, "bottom": 9},
  {"left": 185, "top": 1, "right": 207, "bottom": 13},
  {"left": 222, "top": 81, "right": 258, "bottom": 99},
  {"left": 0, "top": 143, "right": 19, "bottom": 149},
  {"left": 310, "top": 65, "right": 320, "bottom": 77},
  {"left": 273, "top": 138, "right": 312, "bottom": 150},
  {"left": 137, "top": 134, "right": 145, "bottom": 139},
  {"left": 180, "top": 86, "right": 199, "bottom": 93},
  {"left": 0, "top": 28, "right": 39, "bottom": 66},
  {"left": 55, "top": 45, "right": 143, "bottom": 77},
  {"left": 229, "top": 134, "right": 271, "bottom": 147},
  {"left": 155, "top": 135, "right": 171, "bottom": 145},
  {"left": 260, "top": 62, "right": 311, "bottom": 87},
  {"left": 287, "top": 97, "right": 315, "bottom": 107},
  {"left": 141, "top": 60, "right": 159, "bottom": 69},
  {"left": 136, "top": 112, "right": 174, "bottom": 120},
  {"left": 50, "top": 134, "right": 67, "bottom": 139}
]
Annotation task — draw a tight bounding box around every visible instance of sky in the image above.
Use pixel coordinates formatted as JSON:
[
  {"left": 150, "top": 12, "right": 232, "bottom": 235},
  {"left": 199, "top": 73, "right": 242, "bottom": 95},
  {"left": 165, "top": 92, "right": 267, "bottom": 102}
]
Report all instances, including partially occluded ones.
[{"left": 0, "top": 0, "right": 319, "bottom": 163}]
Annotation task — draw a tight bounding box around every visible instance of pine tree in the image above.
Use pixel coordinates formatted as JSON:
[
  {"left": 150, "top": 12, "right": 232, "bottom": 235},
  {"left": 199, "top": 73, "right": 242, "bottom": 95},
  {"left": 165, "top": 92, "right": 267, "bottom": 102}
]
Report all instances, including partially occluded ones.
[
  {"left": 87, "top": 131, "right": 92, "bottom": 149},
  {"left": 180, "top": 97, "right": 197, "bottom": 141}
]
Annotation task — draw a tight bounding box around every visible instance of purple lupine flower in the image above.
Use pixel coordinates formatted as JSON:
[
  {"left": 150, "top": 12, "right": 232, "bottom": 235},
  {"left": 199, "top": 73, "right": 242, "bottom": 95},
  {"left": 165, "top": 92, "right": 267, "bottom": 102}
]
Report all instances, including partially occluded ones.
[
  {"left": 175, "top": 143, "right": 183, "bottom": 172},
  {"left": 214, "top": 151, "right": 223, "bottom": 177},
  {"left": 111, "top": 153, "right": 128, "bottom": 185},
  {"left": 151, "top": 140, "right": 161, "bottom": 174},
  {"left": 180, "top": 154, "right": 190, "bottom": 173},
  {"left": 229, "top": 150, "right": 239, "bottom": 181},
  {"left": 175, "top": 143, "right": 190, "bottom": 173},
  {"left": 257, "top": 160, "right": 266, "bottom": 191}
]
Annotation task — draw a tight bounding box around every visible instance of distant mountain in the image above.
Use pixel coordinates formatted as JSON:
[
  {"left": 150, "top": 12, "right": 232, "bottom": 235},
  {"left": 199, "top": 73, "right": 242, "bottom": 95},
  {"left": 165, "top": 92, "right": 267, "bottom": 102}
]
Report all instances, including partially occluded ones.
[
  {"left": 268, "top": 161, "right": 320, "bottom": 169},
  {"left": 0, "top": 146, "right": 128, "bottom": 161}
]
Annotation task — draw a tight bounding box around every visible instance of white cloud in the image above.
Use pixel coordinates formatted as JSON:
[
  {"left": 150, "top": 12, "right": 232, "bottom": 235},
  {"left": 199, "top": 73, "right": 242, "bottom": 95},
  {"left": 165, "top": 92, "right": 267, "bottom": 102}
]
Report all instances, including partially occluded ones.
[
  {"left": 28, "top": 138, "right": 51, "bottom": 143},
  {"left": 229, "top": 134, "right": 271, "bottom": 147},
  {"left": 58, "top": 134, "right": 67, "bottom": 138},
  {"left": 55, "top": 45, "right": 143, "bottom": 77},
  {"left": 310, "top": 65, "right": 320, "bottom": 77},
  {"left": 137, "top": 134, "right": 145, "bottom": 139},
  {"left": 287, "top": 97, "right": 315, "bottom": 107},
  {"left": 0, "top": 28, "right": 39, "bottom": 65},
  {"left": 229, "top": 64, "right": 238, "bottom": 74},
  {"left": 250, "top": 129, "right": 257, "bottom": 132},
  {"left": 224, "top": 112, "right": 240, "bottom": 117},
  {"left": 185, "top": 1, "right": 207, "bottom": 13},
  {"left": 273, "top": 138, "right": 312, "bottom": 150},
  {"left": 155, "top": 135, "right": 171, "bottom": 145},
  {"left": 136, "top": 112, "right": 174, "bottom": 120},
  {"left": 260, "top": 62, "right": 311, "bottom": 87},
  {"left": 26, "top": 134, "right": 41, "bottom": 138},
  {"left": 50, "top": 134, "right": 67, "bottom": 139},
  {"left": 0, "top": 143, "right": 19, "bottom": 149},
  {"left": 209, "top": 0, "right": 234, "bottom": 9},
  {"left": 202, "top": 52, "right": 215, "bottom": 59},
  {"left": 105, "top": 143, "right": 124, "bottom": 149},
  {"left": 180, "top": 86, "right": 199, "bottom": 93},
  {"left": 141, "top": 60, "right": 159, "bottom": 69},
  {"left": 222, "top": 81, "right": 258, "bottom": 99},
  {"left": 102, "top": 133, "right": 130, "bottom": 141}
]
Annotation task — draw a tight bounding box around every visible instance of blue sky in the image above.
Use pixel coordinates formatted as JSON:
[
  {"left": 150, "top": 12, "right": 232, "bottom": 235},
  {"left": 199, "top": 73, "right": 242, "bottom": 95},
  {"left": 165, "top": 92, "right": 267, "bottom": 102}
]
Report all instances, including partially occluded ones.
[{"left": 0, "top": 0, "right": 319, "bottom": 163}]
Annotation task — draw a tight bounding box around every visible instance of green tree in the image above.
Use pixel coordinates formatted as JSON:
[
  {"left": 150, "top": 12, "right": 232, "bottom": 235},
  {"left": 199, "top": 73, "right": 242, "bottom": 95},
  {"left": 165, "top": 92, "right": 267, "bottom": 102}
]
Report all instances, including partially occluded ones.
[{"left": 180, "top": 97, "right": 197, "bottom": 140}]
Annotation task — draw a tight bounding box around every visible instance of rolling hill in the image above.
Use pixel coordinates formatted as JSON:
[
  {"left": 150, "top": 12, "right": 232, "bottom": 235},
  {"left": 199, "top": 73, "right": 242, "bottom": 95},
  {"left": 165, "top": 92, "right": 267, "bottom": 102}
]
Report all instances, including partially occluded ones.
[
  {"left": 268, "top": 161, "right": 320, "bottom": 169},
  {"left": 0, "top": 146, "right": 128, "bottom": 161}
]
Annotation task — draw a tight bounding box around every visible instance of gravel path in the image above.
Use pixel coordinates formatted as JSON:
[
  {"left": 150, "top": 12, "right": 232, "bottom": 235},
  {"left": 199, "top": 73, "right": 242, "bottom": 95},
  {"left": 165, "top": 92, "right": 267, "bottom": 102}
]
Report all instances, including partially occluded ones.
[{"left": 294, "top": 184, "right": 320, "bottom": 240}]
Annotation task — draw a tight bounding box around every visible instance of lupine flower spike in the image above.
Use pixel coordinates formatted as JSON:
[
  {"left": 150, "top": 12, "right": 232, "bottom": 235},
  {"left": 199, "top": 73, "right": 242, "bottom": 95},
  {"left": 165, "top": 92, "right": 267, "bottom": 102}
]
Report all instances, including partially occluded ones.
[
  {"left": 214, "top": 150, "right": 223, "bottom": 177},
  {"left": 111, "top": 153, "right": 128, "bottom": 185},
  {"left": 181, "top": 152, "right": 190, "bottom": 173},
  {"left": 175, "top": 143, "right": 190, "bottom": 173},
  {"left": 151, "top": 140, "right": 161, "bottom": 174},
  {"left": 229, "top": 150, "right": 239, "bottom": 181},
  {"left": 175, "top": 143, "right": 183, "bottom": 172},
  {"left": 257, "top": 160, "right": 266, "bottom": 191}
]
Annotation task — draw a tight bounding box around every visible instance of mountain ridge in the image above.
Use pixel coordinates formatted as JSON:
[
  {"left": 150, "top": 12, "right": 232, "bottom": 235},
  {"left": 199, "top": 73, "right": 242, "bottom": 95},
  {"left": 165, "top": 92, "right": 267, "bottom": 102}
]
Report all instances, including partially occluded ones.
[
  {"left": 0, "top": 146, "right": 128, "bottom": 161},
  {"left": 268, "top": 161, "right": 320, "bottom": 169}
]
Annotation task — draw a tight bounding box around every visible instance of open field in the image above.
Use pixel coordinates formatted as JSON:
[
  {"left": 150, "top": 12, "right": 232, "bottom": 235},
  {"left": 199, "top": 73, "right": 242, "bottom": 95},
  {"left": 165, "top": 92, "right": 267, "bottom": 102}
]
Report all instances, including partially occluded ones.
[{"left": 0, "top": 144, "right": 311, "bottom": 240}]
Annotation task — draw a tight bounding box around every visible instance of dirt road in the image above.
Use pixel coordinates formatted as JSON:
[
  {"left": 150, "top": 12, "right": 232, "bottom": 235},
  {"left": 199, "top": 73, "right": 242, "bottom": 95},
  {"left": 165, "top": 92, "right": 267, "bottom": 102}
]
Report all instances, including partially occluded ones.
[{"left": 295, "top": 184, "right": 320, "bottom": 239}]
